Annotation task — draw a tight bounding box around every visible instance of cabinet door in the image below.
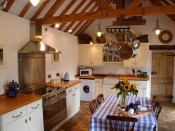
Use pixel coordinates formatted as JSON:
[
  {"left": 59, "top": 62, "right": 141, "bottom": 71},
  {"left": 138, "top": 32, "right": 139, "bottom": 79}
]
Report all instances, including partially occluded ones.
[
  {"left": 91, "top": 46, "right": 103, "bottom": 66},
  {"left": 102, "top": 85, "right": 118, "bottom": 98},
  {"left": 123, "top": 58, "right": 135, "bottom": 67},
  {"left": 66, "top": 92, "right": 74, "bottom": 119},
  {"left": 74, "top": 85, "right": 80, "bottom": 114},
  {"left": 135, "top": 44, "right": 148, "bottom": 68},
  {"left": 6, "top": 115, "right": 28, "bottom": 131},
  {"left": 28, "top": 108, "right": 44, "bottom": 131},
  {"left": 81, "top": 46, "right": 91, "bottom": 65},
  {"left": 137, "top": 86, "right": 147, "bottom": 97}
]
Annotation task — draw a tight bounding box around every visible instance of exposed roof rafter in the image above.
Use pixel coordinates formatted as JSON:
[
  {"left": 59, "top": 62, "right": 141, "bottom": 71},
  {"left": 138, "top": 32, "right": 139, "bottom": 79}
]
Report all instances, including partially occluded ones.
[{"left": 36, "top": 5, "right": 175, "bottom": 24}]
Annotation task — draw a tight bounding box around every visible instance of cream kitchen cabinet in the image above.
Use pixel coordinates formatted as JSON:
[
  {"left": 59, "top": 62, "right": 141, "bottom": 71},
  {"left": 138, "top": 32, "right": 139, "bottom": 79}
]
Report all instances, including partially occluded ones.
[
  {"left": 0, "top": 99, "right": 44, "bottom": 131},
  {"left": 78, "top": 44, "right": 104, "bottom": 67},
  {"left": 66, "top": 84, "right": 80, "bottom": 119},
  {"left": 129, "top": 80, "right": 149, "bottom": 98},
  {"left": 123, "top": 43, "right": 149, "bottom": 68},
  {"left": 94, "top": 79, "right": 103, "bottom": 98},
  {"left": 102, "top": 84, "right": 118, "bottom": 98}
]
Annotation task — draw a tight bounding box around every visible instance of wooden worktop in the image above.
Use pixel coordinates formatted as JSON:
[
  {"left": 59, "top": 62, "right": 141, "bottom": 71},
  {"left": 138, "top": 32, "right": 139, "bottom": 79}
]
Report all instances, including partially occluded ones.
[
  {"left": 46, "top": 80, "right": 81, "bottom": 88},
  {"left": 75, "top": 74, "right": 149, "bottom": 81},
  {"left": 0, "top": 93, "right": 42, "bottom": 115}
]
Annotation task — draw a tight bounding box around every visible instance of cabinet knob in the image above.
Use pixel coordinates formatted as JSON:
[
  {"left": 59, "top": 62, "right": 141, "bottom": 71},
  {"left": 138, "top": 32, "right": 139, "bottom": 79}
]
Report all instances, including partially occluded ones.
[
  {"left": 25, "top": 119, "right": 27, "bottom": 123},
  {"left": 29, "top": 117, "right": 31, "bottom": 121}
]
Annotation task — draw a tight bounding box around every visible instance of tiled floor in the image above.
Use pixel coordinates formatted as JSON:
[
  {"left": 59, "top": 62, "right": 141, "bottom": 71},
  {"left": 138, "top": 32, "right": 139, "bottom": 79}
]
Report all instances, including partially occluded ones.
[{"left": 56, "top": 101, "right": 175, "bottom": 131}]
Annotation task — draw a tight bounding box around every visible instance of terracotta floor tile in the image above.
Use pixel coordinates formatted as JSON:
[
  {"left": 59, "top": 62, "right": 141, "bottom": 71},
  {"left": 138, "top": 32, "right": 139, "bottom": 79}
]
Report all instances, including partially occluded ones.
[{"left": 55, "top": 101, "right": 175, "bottom": 131}]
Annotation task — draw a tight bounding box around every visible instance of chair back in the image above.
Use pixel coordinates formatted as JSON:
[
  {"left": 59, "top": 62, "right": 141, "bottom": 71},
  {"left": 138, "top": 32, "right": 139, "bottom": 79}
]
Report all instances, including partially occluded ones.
[
  {"left": 106, "top": 115, "right": 138, "bottom": 131},
  {"left": 89, "top": 99, "right": 98, "bottom": 114},
  {"left": 152, "top": 95, "right": 158, "bottom": 111},
  {"left": 154, "top": 102, "right": 162, "bottom": 120},
  {"left": 96, "top": 94, "right": 104, "bottom": 105}
]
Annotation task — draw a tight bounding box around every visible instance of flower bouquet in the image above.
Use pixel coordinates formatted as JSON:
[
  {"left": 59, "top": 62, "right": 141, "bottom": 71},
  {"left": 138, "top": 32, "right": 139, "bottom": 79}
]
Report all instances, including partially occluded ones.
[{"left": 112, "top": 79, "right": 138, "bottom": 107}]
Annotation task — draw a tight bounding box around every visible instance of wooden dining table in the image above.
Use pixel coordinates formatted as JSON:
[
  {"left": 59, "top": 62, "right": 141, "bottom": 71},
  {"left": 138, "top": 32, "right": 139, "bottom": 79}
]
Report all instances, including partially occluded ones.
[{"left": 89, "top": 95, "right": 158, "bottom": 131}]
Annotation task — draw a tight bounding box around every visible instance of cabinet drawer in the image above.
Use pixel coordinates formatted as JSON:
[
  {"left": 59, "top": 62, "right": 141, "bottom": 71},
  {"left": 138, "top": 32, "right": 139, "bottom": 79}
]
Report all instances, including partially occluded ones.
[
  {"left": 4, "top": 106, "right": 26, "bottom": 124},
  {"left": 74, "top": 84, "right": 79, "bottom": 91},
  {"left": 95, "top": 79, "right": 102, "bottom": 84},
  {"left": 130, "top": 80, "right": 148, "bottom": 86},
  {"left": 27, "top": 99, "right": 42, "bottom": 113},
  {"left": 66, "top": 86, "right": 74, "bottom": 95}
]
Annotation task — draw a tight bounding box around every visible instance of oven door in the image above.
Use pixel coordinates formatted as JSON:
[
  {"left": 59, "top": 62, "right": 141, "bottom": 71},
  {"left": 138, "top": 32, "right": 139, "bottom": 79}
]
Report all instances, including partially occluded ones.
[{"left": 43, "top": 95, "right": 67, "bottom": 131}]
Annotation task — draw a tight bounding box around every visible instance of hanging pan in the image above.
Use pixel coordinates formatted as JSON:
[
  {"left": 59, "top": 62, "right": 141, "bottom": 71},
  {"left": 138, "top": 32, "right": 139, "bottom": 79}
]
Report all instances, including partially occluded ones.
[{"left": 132, "top": 40, "right": 140, "bottom": 49}]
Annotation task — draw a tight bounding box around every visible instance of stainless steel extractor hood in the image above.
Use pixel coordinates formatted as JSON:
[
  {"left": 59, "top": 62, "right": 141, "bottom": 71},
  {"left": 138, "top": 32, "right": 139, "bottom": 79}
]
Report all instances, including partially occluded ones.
[{"left": 18, "top": 21, "right": 60, "bottom": 54}]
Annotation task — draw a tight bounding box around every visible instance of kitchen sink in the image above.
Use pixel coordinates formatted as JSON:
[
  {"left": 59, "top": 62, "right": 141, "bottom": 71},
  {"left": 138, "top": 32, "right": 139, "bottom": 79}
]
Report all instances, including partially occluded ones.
[{"left": 103, "top": 77, "right": 119, "bottom": 85}]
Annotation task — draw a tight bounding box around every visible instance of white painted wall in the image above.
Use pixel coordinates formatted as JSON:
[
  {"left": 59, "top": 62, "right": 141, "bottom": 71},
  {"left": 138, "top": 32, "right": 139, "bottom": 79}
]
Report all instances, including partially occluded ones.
[
  {"left": 0, "top": 11, "right": 78, "bottom": 95},
  {"left": 42, "top": 26, "right": 78, "bottom": 82},
  {"left": 0, "top": 11, "right": 30, "bottom": 94}
]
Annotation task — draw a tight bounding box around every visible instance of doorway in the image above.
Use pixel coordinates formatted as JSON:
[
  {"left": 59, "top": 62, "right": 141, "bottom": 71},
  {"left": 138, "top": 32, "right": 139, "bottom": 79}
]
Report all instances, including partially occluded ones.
[{"left": 151, "top": 51, "right": 174, "bottom": 103}]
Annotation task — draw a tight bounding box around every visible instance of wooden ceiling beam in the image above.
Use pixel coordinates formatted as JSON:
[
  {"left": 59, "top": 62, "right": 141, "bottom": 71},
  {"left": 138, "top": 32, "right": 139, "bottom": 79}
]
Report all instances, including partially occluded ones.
[
  {"left": 74, "top": 0, "right": 112, "bottom": 36},
  {"left": 37, "top": 5, "right": 175, "bottom": 24},
  {"left": 57, "top": 0, "right": 80, "bottom": 30},
  {"left": 127, "top": 0, "right": 143, "bottom": 9},
  {"left": 19, "top": 2, "right": 32, "bottom": 18},
  {"left": 64, "top": 0, "right": 90, "bottom": 32},
  {"left": 150, "top": 0, "right": 175, "bottom": 22},
  {"left": 43, "top": 0, "right": 65, "bottom": 18},
  {"left": 30, "top": 1, "right": 50, "bottom": 21},
  {"left": 93, "top": 0, "right": 114, "bottom": 10},
  {"left": 3, "top": 0, "right": 15, "bottom": 12},
  {"left": 71, "top": 0, "right": 103, "bottom": 35}
]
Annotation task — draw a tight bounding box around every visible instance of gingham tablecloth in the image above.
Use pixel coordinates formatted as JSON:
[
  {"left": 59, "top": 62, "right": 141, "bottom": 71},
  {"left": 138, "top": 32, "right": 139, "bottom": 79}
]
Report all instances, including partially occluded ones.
[{"left": 89, "top": 95, "right": 158, "bottom": 131}]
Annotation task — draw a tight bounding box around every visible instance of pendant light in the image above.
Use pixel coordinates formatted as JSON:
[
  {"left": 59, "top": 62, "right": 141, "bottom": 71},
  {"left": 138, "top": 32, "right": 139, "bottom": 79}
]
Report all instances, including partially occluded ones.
[
  {"left": 30, "top": 0, "right": 40, "bottom": 6},
  {"left": 153, "top": 15, "right": 162, "bottom": 35},
  {"left": 97, "top": 19, "right": 102, "bottom": 37}
]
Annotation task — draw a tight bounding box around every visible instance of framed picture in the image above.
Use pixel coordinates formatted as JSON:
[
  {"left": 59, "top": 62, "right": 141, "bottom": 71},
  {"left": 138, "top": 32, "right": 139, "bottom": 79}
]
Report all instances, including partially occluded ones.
[{"left": 0, "top": 45, "right": 6, "bottom": 68}]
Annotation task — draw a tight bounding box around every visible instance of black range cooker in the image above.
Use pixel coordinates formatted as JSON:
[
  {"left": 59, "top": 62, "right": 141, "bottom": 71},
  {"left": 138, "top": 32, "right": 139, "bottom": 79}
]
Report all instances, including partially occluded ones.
[{"left": 21, "top": 86, "right": 67, "bottom": 131}]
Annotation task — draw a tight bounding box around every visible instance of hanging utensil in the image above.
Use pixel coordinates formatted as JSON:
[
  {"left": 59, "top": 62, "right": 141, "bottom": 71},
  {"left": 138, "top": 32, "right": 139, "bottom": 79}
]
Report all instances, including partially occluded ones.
[{"left": 132, "top": 40, "right": 140, "bottom": 49}]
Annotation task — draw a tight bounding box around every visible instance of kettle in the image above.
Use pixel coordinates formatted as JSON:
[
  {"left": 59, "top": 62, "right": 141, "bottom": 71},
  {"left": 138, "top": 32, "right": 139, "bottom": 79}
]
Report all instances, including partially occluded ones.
[{"left": 64, "top": 72, "right": 69, "bottom": 81}]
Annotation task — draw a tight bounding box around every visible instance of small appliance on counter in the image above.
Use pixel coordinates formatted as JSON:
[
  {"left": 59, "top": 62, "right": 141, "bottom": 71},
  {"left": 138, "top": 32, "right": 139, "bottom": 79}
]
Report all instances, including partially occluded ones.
[
  {"left": 64, "top": 72, "right": 69, "bottom": 81},
  {"left": 80, "top": 69, "right": 92, "bottom": 76}
]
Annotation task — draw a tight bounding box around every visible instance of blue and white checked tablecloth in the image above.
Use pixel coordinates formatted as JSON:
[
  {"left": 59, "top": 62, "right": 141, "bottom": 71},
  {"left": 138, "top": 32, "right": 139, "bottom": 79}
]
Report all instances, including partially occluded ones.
[{"left": 89, "top": 95, "right": 158, "bottom": 131}]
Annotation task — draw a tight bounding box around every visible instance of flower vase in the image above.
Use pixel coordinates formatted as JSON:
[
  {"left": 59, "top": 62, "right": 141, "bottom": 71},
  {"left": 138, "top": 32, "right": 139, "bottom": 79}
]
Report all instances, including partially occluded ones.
[{"left": 120, "top": 92, "right": 126, "bottom": 107}]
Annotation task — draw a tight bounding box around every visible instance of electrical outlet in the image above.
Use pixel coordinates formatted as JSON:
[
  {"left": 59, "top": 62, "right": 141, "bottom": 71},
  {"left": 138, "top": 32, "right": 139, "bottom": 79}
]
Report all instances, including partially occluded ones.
[
  {"left": 56, "top": 73, "right": 59, "bottom": 77},
  {"left": 48, "top": 74, "right": 51, "bottom": 78}
]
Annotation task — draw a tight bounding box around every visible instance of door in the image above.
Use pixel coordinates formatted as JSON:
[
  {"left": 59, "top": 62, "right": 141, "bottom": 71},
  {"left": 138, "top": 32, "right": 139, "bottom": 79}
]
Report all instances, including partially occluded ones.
[
  {"left": 136, "top": 44, "right": 148, "bottom": 67},
  {"left": 28, "top": 108, "right": 44, "bottom": 131},
  {"left": 91, "top": 46, "right": 103, "bottom": 65},
  {"left": 81, "top": 46, "right": 91, "bottom": 65},
  {"left": 6, "top": 115, "right": 28, "bottom": 131},
  {"left": 102, "top": 84, "right": 118, "bottom": 98},
  {"left": 151, "top": 51, "right": 174, "bottom": 103}
]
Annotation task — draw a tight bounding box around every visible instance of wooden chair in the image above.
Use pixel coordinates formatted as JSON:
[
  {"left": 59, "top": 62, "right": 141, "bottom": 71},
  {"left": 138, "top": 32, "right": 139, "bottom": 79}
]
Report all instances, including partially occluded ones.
[
  {"left": 154, "top": 102, "right": 162, "bottom": 120},
  {"left": 89, "top": 99, "right": 99, "bottom": 114},
  {"left": 152, "top": 95, "right": 158, "bottom": 111},
  {"left": 96, "top": 94, "right": 104, "bottom": 105},
  {"left": 106, "top": 115, "right": 138, "bottom": 131}
]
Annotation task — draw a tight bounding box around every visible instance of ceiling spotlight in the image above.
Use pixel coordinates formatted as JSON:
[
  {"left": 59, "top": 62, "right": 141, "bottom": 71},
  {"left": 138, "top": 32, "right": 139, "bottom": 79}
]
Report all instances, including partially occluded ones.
[
  {"left": 153, "top": 15, "right": 162, "bottom": 35},
  {"left": 55, "top": 24, "right": 59, "bottom": 28},
  {"left": 68, "top": 30, "right": 72, "bottom": 32},
  {"left": 30, "top": 0, "right": 46, "bottom": 6}
]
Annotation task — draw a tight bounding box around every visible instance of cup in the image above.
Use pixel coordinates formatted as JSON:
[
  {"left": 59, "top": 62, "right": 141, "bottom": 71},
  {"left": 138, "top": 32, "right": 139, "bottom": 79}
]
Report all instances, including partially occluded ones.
[{"left": 128, "top": 108, "right": 134, "bottom": 116}]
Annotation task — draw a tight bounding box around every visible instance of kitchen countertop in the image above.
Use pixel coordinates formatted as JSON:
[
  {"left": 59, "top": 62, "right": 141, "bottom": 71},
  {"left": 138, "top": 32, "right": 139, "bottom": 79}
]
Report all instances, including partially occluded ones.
[
  {"left": 75, "top": 74, "right": 149, "bottom": 81},
  {"left": 0, "top": 93, "right": 42, "bottom": 115},
  {"left": 46, "top": 80, "right": 81, "bottom": 88}
]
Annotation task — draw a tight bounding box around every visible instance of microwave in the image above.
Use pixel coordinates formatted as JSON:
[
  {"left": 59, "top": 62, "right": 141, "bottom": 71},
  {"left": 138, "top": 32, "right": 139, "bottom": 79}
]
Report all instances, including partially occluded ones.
[{"left": 80, "top": 69, "right": 92, "bottom": 76}]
